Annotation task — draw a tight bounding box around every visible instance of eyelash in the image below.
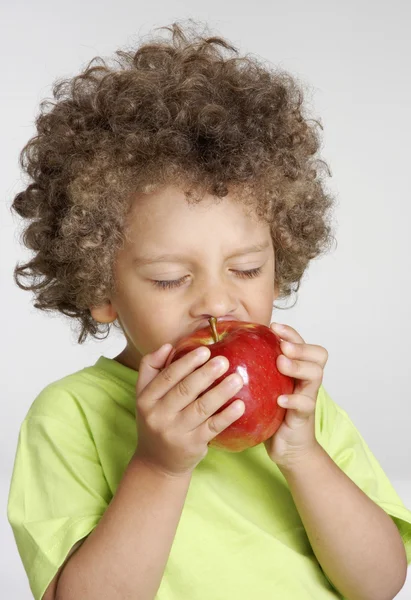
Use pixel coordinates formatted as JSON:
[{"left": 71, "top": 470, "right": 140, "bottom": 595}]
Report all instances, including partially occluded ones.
[{"left": 151, "top": 267, "right": 263, "bottom": 290}]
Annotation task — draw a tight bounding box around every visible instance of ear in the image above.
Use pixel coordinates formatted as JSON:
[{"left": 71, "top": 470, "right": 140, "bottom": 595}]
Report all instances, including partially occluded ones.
[{"left": 90, "top": 302, "right": 118, "bottom": 323}]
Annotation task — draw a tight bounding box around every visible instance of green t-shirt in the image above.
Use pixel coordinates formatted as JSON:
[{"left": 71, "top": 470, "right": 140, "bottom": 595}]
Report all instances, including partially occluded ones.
[{"left": 7, "top": 356, "right": 411, "bottom": 599}]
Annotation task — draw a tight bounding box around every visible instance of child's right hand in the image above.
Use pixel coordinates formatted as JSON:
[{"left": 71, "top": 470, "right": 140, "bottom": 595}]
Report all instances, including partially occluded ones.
[{"left": 133, "top": 343, "right": 245, "bottom": 478}]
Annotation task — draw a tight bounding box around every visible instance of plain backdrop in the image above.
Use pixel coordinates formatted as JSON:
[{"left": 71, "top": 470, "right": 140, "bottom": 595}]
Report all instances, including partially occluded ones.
[{"left": 1, "top": 1, "right": 410, "bottom": 597}]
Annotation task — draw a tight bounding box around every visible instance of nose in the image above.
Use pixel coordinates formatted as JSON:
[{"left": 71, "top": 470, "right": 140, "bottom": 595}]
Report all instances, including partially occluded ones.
[{"left": 191, "top": 278, "right": 237, "bottom": 320}]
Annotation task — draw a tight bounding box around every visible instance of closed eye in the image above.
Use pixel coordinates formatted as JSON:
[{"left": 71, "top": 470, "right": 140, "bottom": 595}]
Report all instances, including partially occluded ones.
[{"left": 151, "top": 266, "right": 263, "bottom": 290}]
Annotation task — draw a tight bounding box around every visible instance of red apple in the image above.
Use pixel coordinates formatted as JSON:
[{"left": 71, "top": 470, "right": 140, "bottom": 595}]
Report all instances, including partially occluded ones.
[{"left": 164, "top": 317, "right": 295, "bottom": 452}]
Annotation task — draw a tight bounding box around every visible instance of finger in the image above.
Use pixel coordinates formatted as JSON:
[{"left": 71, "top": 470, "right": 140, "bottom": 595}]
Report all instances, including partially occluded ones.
[
  {"left": 270, "top": 322, "right": 305, "bottom": 344},
  {"left": 277, "top": 355, "right": 323, "bottom": 397},
  {"left": 181, "top": 371, "right": 245, "bottom": 431},
  {"left": 277, "top": 356, "right": 323, "bottom": 382},
  {"left": 280, "top": 340, "right": 329, "bottom": 368},
  {"left": 138, "top": 345, "right": 211, "bottom": 407},
  {"left": 202, "top": 396, "right": 246, "bottom": 446},
  {"left": 135, "top": 343, "right": 174, "bottom": 396},
  {"left": 278, "top": 393, "right": 316, "bottom": 420},
  {"left": 161, "top": 354, "right": 233, "bottom": 414}
]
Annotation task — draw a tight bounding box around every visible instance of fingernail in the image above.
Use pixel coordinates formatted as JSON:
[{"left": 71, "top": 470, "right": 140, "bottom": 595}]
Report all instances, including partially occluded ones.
[{"left": 278, "top": 395, "right": 288, "bottom": 405}]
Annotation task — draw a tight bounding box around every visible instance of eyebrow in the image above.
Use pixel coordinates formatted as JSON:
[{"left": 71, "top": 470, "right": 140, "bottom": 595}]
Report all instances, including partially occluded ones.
[{"left": 133, "top": 241, "right": 270, "bottom": 266}]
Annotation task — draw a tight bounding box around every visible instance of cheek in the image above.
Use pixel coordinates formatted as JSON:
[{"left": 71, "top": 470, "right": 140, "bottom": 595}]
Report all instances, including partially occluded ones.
[
  {"left": 117, "top": 289, "right": 180, "bottom": 340},
  {"left": 250, "top": 279, "right": 276, "bottom": 323}
]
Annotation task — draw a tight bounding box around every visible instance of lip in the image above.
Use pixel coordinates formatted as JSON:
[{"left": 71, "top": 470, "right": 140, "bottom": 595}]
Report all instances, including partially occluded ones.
[
  {"left": 216, "top": 316, "right": 238, "bottom": 322},
  {"left": 194, "top": 316, "right": 239, "bottom": 333}
]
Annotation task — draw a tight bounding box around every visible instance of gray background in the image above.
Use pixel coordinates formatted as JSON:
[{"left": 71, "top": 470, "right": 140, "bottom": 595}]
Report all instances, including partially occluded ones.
[{"left": 1, "top": 0, "right": 410, "bottom": 597}]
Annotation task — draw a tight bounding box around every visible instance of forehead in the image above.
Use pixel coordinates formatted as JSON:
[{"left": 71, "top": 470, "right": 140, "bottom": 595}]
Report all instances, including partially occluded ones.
[{"left": 125, "top": 184, "right": 267, "bottom": 243}]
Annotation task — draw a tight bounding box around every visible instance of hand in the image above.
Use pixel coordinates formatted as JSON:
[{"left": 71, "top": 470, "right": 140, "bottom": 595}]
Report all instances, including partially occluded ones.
[
  {"left": 133, "top": 344, "right": 245, "bottom": 478},
  {"left": 263, "top": 322, "right": 329, "bottom": 471}
]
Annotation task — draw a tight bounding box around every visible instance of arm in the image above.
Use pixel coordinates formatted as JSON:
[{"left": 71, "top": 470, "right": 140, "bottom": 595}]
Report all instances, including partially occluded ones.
[
  {"left": 55, "top": 455, "right": 192, "bottom": 600},
  {"left": 278, "top": 443, "right": 407, "bottom": 600}
]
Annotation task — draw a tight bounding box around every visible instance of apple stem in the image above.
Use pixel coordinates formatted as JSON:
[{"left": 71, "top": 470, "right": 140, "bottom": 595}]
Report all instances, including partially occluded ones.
[{"left": 209, "top": 317, "right": 220, "bottom": 343}]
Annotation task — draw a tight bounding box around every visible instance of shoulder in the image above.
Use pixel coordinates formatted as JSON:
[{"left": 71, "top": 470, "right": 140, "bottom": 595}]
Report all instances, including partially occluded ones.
[
  {"left": 25, "top": 369, "right": 95, "bottom": 423},
  {"left": 26, "top": 359, "right": 130, "bottom": 423},
  {"left": 315, "top": 384, "right": 375, "bottom": 466}
]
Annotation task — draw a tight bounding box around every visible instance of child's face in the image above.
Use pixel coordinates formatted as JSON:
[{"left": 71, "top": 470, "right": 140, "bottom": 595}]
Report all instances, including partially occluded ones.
[{"left": 91, "top": 184, "right": 278, "bottom": 371}]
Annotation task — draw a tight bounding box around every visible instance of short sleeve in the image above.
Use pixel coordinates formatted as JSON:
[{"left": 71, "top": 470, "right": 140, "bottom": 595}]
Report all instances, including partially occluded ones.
[
  {"left": 7, "top": 384, "right": 112, "bottom": 600},
  {"left": 315, "top": 385, "right": 411, "bottom": 565}
]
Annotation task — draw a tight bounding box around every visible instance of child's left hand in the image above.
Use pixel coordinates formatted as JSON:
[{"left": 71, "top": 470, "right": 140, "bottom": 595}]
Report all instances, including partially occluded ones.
[{"left": 263, "top": 322, "right": 329, "bottom": 471}]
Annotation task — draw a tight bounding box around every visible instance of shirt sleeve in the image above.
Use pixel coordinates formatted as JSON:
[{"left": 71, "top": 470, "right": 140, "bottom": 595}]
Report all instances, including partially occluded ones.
[
  {"left": 315, "top": 384, "right": 411, "bottom": 566},
  {"left": 7, "top": 384, "right": 112, "bottom": 600}
]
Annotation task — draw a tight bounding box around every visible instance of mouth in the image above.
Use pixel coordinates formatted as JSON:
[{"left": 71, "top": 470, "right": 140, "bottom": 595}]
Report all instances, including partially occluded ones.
[{"left": 193, "top": 316, "right": 239, "bottom": 333}]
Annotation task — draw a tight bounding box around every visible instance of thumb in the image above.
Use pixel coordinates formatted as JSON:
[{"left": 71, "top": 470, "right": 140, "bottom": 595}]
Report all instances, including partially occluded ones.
[{"left": 136, "top": 343, "right": 174, "bottom": 395}]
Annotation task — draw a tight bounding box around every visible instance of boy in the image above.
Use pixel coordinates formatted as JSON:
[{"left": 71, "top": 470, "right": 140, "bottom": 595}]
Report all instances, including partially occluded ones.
[{"left": 8, "top": 21, "right": 411, "bottom": 600}]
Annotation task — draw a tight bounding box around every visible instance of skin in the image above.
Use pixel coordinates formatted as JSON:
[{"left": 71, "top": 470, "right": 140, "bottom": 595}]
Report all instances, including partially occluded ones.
[{"left": 90, "top": 183, "right": 279, "bottom": 371}]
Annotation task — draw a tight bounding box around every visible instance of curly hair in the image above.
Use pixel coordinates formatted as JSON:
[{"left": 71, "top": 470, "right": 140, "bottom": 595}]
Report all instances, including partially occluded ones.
[{"left": 10, "top": 19, "right": 337, "bottom": 344}]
